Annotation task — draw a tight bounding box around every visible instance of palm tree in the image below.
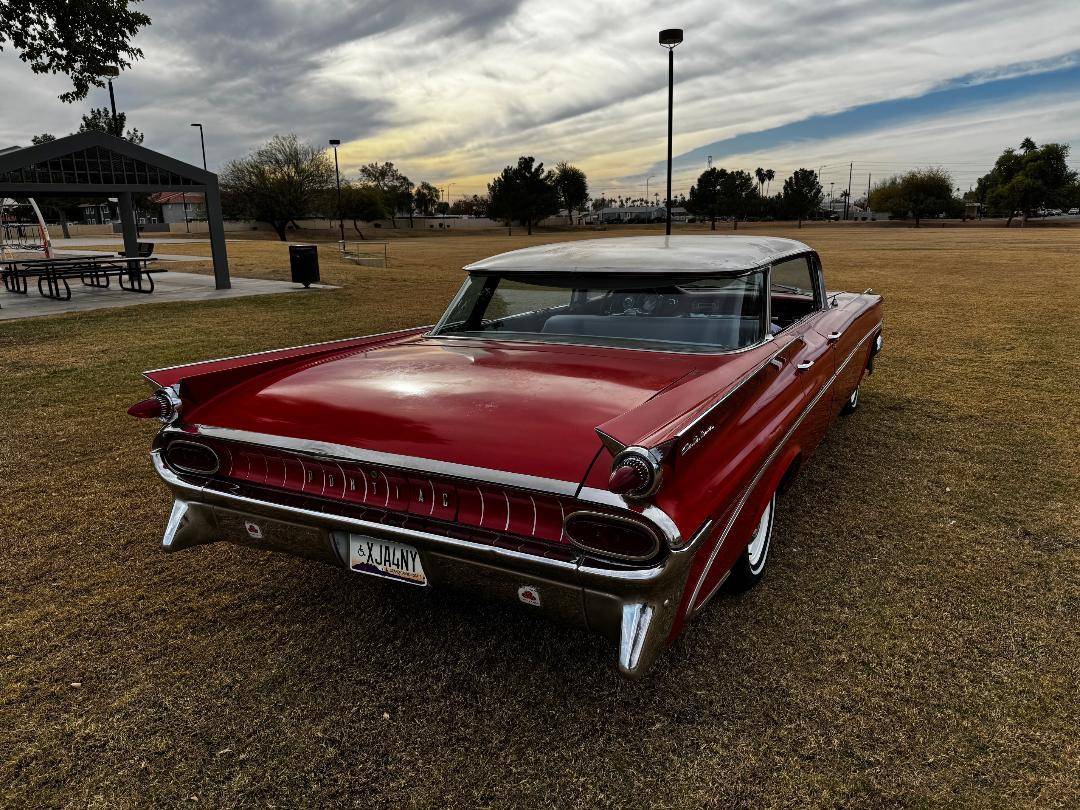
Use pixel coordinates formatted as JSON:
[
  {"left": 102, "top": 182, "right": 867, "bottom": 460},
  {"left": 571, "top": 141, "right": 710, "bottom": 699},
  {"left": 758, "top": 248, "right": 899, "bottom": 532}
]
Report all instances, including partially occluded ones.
[
  {"left": 755, "top": 167, "right": 767, "bottom": 197},
  {"left": 764, "top": 168, "right": 775, "bottom": 196}
]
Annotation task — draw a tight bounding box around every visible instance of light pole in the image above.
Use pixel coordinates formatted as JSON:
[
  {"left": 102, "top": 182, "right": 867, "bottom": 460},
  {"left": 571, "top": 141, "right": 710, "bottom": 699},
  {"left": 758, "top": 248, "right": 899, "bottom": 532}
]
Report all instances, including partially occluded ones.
[
  {"left": 190, "top": 123, "right": 207, "bottom": 170},
  {"left": 99, "top": 65, "right": 120, "bottom": 136},
  {"left": 645, "top": 174, "right": 655, "bottom": 206},
  {"left": 329, "top": 139, "right": 344, "bottom": 244},
  {"left": 659, "top": 28, "right": 683, "bottom": 236}
]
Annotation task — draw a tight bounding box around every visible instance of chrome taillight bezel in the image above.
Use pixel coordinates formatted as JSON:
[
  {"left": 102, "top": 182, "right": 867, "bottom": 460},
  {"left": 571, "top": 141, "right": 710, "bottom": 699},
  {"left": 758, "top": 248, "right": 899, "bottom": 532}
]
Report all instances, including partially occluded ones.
[
  {"left": 164, "top": 440, "right": 220, "bottom": 475},
  {"left": 154, "top": 387, "right": 182, "bottom": 424},
  {"left": 609, "top": 446, "right": 663, "bottom": 499},
  {"left": 563, "top": 510, "right": 662, "bottom": 561}
]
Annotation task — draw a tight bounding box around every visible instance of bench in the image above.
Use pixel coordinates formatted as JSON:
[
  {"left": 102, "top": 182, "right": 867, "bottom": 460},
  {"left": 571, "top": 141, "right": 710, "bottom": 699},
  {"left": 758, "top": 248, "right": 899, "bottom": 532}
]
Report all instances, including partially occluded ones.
[{"left": 118, "top": 242, "right": 155, "bottom": 258}]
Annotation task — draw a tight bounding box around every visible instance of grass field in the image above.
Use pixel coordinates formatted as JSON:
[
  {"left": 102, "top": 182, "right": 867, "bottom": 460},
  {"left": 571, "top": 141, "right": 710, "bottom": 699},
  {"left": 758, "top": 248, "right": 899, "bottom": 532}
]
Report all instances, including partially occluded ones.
[{"left": 2, "top": 225, "right": 1077, "bottom": 807}]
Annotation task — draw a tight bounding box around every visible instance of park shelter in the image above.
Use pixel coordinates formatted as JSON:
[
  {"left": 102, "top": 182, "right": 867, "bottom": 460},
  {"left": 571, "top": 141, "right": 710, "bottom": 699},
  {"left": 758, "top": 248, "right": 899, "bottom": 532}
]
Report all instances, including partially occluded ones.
[{"left": 0, "top": 132, "right": 230, "bottom": 288}]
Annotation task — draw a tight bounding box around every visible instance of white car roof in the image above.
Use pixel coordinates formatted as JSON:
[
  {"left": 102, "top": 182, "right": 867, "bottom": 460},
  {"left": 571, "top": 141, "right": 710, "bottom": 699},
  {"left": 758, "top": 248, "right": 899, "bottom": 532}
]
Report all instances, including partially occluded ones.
[{"left": 464, "top": 235, "right": 813, "bottom": 275}]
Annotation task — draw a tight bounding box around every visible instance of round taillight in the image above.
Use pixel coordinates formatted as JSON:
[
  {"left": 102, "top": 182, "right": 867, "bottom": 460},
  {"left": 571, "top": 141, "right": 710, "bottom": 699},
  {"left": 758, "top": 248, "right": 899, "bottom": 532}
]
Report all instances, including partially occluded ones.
[
  {"left": 608, "top": 447, "right": 662, "bottom": 499},
  {"left": 165, "top": 440, "right": 219, "bottom": 474},
  {"left": 127, "top": 388, "right": 181, "bottom": 423},
  {"left": 564, "top": 513, "right": 660, "bottom": 561}
]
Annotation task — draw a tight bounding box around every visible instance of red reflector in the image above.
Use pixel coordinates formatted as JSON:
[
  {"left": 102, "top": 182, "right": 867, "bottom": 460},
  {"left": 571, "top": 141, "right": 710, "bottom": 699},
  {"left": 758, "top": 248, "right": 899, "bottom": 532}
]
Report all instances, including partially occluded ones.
[
  {"left": 127, "top": 397, "right": 163, "bottom": 419},
  {"left": 564, "top": 514, "right": 659, "bottom": 561},
  {"left": 608, "top": 464, "right": 644, "bottom": 494}
]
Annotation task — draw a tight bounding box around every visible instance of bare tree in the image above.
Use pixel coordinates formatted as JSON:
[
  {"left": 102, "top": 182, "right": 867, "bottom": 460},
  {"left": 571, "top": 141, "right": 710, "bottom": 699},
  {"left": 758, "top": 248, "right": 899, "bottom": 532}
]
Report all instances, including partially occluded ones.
[{"left": 220, "top": 134, "right": 334, "bottom": 241}]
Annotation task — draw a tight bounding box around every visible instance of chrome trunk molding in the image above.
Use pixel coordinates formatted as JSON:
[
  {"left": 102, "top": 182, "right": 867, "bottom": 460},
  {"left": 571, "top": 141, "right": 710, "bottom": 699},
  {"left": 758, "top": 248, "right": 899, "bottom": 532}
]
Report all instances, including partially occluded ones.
[
  {"left": 142, "top": 326, "right": 428, "bottom": 380},
  {"left": 166, "top": 426, "right": 684, "bottom": 549}
]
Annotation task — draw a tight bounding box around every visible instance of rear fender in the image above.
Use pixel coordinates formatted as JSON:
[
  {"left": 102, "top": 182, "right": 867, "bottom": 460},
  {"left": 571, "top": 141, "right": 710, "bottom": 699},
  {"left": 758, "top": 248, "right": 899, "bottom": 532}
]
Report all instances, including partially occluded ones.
[{"left": 682, "top": 441, "right": 803, "bottom": 621}]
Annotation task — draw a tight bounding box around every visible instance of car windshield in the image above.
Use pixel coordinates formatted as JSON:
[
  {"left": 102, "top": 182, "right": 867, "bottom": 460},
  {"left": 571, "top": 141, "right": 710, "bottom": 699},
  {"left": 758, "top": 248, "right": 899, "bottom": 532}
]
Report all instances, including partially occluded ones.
[{"left": 431, "top": 271, "right": 767, "bottom": 353}]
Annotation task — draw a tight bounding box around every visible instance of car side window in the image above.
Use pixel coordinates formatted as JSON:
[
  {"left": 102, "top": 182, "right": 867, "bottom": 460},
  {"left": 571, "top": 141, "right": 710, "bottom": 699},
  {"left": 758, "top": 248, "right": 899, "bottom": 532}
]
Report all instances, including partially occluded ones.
[{"left": 770, "top": 256, "right": 819, "bottom": 332}]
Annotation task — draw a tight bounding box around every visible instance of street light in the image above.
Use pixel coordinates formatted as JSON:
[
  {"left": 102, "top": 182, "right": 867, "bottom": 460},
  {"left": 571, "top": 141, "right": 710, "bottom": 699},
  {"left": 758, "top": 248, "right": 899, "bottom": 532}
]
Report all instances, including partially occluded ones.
[
  {"left": 645, "top": 174, "right": 655, "bottom": 204},
  {"left": 99, "top": 65, "right": 120, "bottom": 136},
  {"left": 659, "top": 28, "right": 683, "bottom": 236},
  {"left": 329, "top": 139, "right": 344, "bottom": 244},
  {"left": 190, "top": 123, "right": 207, "bottom": 171}
]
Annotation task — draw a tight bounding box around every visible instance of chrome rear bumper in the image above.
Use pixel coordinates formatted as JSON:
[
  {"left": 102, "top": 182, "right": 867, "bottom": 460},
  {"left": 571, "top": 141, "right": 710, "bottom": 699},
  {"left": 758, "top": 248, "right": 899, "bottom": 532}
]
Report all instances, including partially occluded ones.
[{"left": 151, "top": 452, "right": 702, "bottom": 679}]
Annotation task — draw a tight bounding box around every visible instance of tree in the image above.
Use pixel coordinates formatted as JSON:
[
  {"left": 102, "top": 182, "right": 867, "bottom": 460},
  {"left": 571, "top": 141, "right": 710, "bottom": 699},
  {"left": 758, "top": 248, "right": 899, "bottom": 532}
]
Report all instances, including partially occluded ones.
[
  {"left": 219, "top": 134, "right": 334, "bottom": 241},
  {"left": 553, "top": 162, "right": 589, "bottom": 224},
  {"left": 869, "top": 168, "right": 954, "bottom": 227},
  {"left": 30, "top": 133, "right": 56, "bottom": 145},
  {"left": 764, "top": 169, "right": 775, "bottom": 196},
  {"left": 337, "top": 182, "right": 386, "bottom": 239},
  {"left": 413, "top": 181, "right": 440, "bottom": 216},
  {"left": 0, "top": 0, "right": 150, "bottom": 102},
  {"left": 687, "top": 168, "right": 725, "bottom": 230},
  {"left": 358, "top": 162, "right": 413, "bottom": 227},
  {"left": 449, "top": 194, "right": 489, "bottom": 217},
  {"left": 754, "top": 167, "right": 767, "bottom": 197},
  {"left": 974, "top": 139, "right": 1076, "bottom": 226},
  {"left": 781, "top": 169, "right": 823, "bottom": 228},
  {"left": 686, "top": 167, "right": 756, "bottom": 229},
  {"left": 78, "top": 107, "right": 143, "bottom": 143},
  {"left": 723, "top": 169, "right": 757, "bottom": 229},
  {"left": 487, "top": 156, "right": 560, "bottom": 235}
]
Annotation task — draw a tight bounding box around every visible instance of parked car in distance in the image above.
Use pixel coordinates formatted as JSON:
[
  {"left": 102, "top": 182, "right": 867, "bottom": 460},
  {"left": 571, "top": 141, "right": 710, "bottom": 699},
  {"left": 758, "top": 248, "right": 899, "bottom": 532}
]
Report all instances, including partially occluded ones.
[
  {"left": 1068, "top": 208, "right": 1079, "bottom": 215},
  {"left": 130, "top": 236, "right": 884, "bottom": 678}
]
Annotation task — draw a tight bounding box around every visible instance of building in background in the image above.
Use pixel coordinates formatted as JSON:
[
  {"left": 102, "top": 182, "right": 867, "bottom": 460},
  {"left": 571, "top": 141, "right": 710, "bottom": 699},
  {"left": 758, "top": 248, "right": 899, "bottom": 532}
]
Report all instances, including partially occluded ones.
[{"left": 150, "top": 191, "right": 205, "bottom": 223}]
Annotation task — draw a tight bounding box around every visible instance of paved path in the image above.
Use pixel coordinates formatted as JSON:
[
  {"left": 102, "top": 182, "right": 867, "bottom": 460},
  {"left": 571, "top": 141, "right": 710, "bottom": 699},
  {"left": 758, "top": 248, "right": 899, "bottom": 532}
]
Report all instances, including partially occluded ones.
[
  {"left": 51, "top": 248, "right": 211, "bottom": 262},
  {"left": 0, "top": 271, "right": 333, "bottom": 322},
  {"left": 51, "top": 237, "right": 213, "bottom": 247}
]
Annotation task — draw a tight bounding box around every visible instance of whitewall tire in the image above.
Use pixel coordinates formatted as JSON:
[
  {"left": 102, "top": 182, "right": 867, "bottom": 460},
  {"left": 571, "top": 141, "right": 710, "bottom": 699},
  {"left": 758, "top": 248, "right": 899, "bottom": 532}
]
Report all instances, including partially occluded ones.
[{"left": 729, "top": 492, "right": 776, "bottom": 591}]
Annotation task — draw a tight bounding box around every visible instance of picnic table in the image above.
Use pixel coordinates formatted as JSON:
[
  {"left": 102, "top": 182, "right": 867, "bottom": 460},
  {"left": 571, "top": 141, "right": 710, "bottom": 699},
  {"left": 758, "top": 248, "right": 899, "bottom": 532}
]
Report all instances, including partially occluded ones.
[{"left": 1, "top": 254, "right": 162, "bottom": 301}]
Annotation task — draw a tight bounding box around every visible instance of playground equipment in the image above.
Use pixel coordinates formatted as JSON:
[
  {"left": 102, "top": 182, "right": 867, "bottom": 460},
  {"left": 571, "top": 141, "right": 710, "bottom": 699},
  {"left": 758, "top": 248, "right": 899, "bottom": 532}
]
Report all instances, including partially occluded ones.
[
  {"left": 339, "top": 240, "right": 388, "bottom": 267},
  {"left": 0, "top": 198, "right": 52, "bottom": 260}
]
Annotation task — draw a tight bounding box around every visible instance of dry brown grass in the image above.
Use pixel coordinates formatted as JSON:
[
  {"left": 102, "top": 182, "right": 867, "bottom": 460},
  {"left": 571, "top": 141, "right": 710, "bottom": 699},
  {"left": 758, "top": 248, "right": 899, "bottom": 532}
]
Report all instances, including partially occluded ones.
[{"left": 1, "top": 226, "right": 1078, "bottom": 808}]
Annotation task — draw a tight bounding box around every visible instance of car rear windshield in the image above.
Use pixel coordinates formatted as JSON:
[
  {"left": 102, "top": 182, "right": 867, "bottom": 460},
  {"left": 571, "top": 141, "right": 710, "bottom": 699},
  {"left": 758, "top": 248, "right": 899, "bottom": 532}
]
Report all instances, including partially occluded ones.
[{"left": 431, "top": 271, "right": 767, "bottom": 352}]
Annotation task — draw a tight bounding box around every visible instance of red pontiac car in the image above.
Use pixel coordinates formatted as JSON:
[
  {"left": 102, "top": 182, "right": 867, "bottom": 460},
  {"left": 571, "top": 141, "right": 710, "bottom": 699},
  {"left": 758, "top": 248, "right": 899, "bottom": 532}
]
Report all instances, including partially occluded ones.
[{"left": 131, "top": 236, "right": 883, "bottom": 678}]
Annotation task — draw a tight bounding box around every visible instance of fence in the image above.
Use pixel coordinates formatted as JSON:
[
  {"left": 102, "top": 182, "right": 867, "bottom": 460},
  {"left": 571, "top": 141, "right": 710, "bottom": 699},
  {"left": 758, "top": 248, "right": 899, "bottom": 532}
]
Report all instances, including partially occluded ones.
[{"left": 339, "top": 240, "right": 389, "bottom": 267}]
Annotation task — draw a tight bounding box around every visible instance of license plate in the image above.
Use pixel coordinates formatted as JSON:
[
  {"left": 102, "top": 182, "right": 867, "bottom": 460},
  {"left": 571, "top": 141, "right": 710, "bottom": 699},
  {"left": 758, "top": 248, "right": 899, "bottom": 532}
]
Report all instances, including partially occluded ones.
[{"left": 348, "top": 535, "right": 427, "bottom": 586}]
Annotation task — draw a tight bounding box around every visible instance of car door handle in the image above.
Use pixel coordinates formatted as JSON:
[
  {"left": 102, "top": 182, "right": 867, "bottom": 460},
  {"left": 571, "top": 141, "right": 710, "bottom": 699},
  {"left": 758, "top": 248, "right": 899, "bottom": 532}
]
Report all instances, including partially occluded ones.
[
  {"left": 796, "top": 360, "right": 814, "bottom": 371},
  {"left": 827, "top": 331, "right": 843, "bottom": 342}
]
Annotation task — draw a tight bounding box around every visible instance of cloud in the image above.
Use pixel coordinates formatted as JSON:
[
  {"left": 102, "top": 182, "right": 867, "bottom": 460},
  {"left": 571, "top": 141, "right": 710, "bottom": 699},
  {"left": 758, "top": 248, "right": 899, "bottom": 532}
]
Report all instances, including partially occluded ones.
[{"left": 0, "top": 0, "right": 1076, "bottom": 198}]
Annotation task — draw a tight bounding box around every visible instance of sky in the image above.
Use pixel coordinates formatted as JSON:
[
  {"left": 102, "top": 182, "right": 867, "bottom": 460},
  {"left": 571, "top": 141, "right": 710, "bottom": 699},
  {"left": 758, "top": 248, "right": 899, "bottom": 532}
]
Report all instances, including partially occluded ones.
[{"left": 1, "top": 0, "right": 1079, "bottom": 202}]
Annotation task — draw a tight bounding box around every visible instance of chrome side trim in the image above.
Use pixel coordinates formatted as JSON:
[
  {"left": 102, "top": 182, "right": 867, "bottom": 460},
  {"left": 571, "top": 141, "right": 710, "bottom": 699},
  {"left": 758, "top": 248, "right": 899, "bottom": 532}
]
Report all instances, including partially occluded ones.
[
  {"left": 687, "top": 322, "right": 882, "bottom": 614},
  {"left": 141, "top": 326, "right": 428, "bottom": 379},
  {"left": 186, "top": 425, "right": 583, "bottom": 498},
  {"left": 672, "top": 337, "right": 791, "bottom": 442}
]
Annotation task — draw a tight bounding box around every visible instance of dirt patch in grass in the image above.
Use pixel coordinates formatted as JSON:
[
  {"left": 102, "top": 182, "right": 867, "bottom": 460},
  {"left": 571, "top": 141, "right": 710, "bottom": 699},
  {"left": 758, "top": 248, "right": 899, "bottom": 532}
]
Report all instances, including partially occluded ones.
[{"left": 1, "top": 226, "right": 1078, "bottom": 807}]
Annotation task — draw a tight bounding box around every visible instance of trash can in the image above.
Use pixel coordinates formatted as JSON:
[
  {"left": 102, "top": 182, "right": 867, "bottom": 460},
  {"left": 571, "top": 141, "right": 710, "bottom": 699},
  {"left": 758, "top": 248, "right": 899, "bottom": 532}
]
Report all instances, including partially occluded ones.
[{"left": 289, "top": 244, "right": 320, "bottom": 287}]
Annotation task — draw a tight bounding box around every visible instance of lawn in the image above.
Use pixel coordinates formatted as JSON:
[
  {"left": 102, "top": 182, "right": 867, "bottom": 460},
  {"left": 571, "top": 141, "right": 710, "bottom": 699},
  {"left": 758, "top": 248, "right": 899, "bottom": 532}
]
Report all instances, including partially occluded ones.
[{"left": 1, "top": 225, "right": 1077, "bottom": 807}]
